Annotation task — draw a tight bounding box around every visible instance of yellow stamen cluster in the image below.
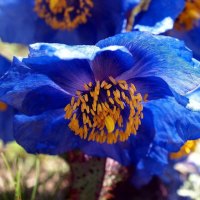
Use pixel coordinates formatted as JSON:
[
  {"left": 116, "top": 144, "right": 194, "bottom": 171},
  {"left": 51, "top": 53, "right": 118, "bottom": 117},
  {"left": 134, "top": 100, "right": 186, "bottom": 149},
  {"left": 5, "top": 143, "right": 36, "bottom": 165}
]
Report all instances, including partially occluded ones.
[
  {"left": 175, "top": 0, "right": 200, "bottom": 30},
  {"left": 34, "top": 0, "right": 94, "bottom": 30},
  {"left": 0, "top": 101, "right": 8, "bottom": 111},
  {"left": 170, "top": 140, "right": 198, "bottom": 159},
  {"left": 64, "top": 76, "right": 144, "bottom": 144}
]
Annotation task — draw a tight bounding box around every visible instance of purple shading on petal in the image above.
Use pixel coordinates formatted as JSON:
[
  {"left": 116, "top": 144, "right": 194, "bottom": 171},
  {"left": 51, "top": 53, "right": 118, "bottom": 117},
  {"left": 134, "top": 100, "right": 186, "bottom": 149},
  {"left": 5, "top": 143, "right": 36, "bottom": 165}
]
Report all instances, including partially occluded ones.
[{"left": 91, "top": 46, "right": 134, "bottom": 81}]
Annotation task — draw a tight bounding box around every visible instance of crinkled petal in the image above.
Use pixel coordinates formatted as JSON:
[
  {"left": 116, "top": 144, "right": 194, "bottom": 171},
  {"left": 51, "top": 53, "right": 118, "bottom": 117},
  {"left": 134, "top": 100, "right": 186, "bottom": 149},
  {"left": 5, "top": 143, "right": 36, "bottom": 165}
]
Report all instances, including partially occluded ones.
[
  {"left": 91, "top": 46, "right": 134, "bottom": 81},
  {"left": 166, "top": 27, "right": 200, "bottom": 61},
  {"left": 127, "top": 108, "right": 156, "bottom": 164},
  {"left": 0, "top": 58, "right": 71, "bottom": 115},
  {"left": 13, "top": 107, "right": 154, "bottom": 164},
  {"left": 15, "top": 109, "right": 133, "bottom": 162},
  {"left": 131, "top": 146, "right": 169, "bottom": 188},
  {"left": 0, "top": 106, "right": 14, "bottom": 143},
  {"left": 133, "top": 0, "right": 185, "bottom": 34},
  {"left": 144, "top": 97, "right": 200, "bottom": 152},
  {"left": 0, "top": 55, "right": 14, "bottom": 143},
  {"left": 0, "top": 55, "right": 11, "bottom": 76},
  {"left": 97, "top": 32, "right": 200, "bottom": 95},
  {"left": 14, "top": 109, "right": 81, "bottom": 154}
]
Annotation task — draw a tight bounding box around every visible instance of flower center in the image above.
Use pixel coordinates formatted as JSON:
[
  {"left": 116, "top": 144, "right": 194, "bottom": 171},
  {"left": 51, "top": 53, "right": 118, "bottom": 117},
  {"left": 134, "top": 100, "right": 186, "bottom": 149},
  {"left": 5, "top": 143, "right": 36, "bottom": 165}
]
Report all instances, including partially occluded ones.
[
  {"left": 0, "top": 101, "right": 8, "bottom": 112},
  {"left": 170, "top": 140, "right": 198, "bottom": 159},
  {"left": 64, "top": 76, "right": 144, "bottom": 144},
  {"left": 174, "top": 0, "right": 200, "bottom": 30},
  {"left": 34, "top": 0, "right": 94, "bottom": 30}
]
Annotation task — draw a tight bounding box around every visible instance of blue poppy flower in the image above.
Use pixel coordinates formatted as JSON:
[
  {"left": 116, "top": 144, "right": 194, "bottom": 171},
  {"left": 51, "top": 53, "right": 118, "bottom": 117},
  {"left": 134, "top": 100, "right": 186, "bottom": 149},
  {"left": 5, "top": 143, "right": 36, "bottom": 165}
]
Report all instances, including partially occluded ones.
[
  {"left": 129, "top": 0, "right": 185, "bottom": 34},
  {"left": 0, "top": 32, "right": 200, "bottom": 169},
  {"left": 0, "top": 0, "right": 139, "bottom": 45},
  {"left": 0, "top": 55, "right": 14, "bottom": 143}
]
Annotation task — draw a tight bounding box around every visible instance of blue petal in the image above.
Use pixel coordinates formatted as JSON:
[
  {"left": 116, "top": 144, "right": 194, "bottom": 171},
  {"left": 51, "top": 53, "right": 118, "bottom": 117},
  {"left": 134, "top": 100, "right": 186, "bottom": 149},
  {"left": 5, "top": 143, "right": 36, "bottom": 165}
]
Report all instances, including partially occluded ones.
[
  {"left": 29, "top": 43, "right": 100, "bottom": 59},
  {"left": 123, "top": 0, "right": 140, "bottom": 12},
  {"left": 23, "top": 43, "right": 97, "bottom": 94},
  {"left": 91, "top": 46, "right": 134, "bottom": 81},
  {"left": 131, "top": 146, "right": 169, "bottom": 187},
  {"left": 186, "top": 85, "right": 200, "bottom": 111},
  {"left": 0, "top": 106, "right": 14, "bottom": 143},
  {"left": 0, "top": 0, "right": 39, "bottom": 44},
  {"left": 0, "top": 55, "right": 14, "bottom": 143},
  {"left": 133, "top": 0, "right": 185, "bottom": 34},
  {"left": 144, "top": 97, "right": 200, "bottom": 152},
  {"left": 127, "top": 108, "right": 156, "bottom": 164},
  {"left": 166, "top": 27, "right": 200, "bottom": 61},
  {"left": 132, "top": 146, "right": 184, "bottom": 187},
  {"left": 14, "top": 109, "right": 82, "bottom": 154},
  {"left": 14, "top": 108, "right": 152, "bottom": 163},
  {"left": 22, "top": 85, "right": 71, "bottom": 115},
  {"left": 0, "top": 58, "right": 71, "bottom": 115},
  {"left": 128, "top": 76, "right": 174, "bottom": 100},
  {"left": 17, "top": 110, "right": 158, "bottom": 162},
  {"left": 13, "top": 107, "right": 154, "bottom": 164},
  {"left": 82, "top": 140, "right": 132, "bottom": 166},
  {"left": 128, "top": 76, "right": 189, "bottom": 107},
  {"left": 0, "top": 55, "right": 11, "bottom": 76},
  {"left": 97, "top": 32, "right": 200, "bottom": 95},
  {"left": 23, "top": 58, "right": 95, "bottom": 95}
]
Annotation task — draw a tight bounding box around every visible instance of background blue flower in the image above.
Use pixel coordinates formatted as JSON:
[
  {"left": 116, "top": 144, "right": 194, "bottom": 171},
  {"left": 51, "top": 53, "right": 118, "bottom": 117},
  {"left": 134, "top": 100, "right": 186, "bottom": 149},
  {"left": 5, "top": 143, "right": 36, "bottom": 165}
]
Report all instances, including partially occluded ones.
[
  {"left": 132, "top": 0, "right": 185, "bottom": 34},
  {"left": 0, "top": 0, "right": 139, "bottom": 45}
]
